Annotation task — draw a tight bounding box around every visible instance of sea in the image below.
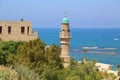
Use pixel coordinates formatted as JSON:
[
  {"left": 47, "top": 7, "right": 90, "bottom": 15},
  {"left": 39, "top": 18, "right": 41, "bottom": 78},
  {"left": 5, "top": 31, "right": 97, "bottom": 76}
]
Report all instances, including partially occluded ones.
[{"left": 34, "top": 28, "right": 120, "bottom": 70}]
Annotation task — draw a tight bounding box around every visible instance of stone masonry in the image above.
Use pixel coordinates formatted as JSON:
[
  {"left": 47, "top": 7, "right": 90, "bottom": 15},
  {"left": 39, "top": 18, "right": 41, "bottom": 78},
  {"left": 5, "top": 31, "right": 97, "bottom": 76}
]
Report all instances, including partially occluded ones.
[{"left": 0, "top": 20, "right": 38, "bottom": 41}]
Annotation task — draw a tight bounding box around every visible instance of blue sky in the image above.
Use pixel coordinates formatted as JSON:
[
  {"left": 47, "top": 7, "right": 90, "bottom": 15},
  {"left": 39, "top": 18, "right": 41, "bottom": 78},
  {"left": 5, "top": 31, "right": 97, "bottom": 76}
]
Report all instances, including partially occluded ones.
[{"left": 0, "top": 0, "right": 120, "bottom": 28}]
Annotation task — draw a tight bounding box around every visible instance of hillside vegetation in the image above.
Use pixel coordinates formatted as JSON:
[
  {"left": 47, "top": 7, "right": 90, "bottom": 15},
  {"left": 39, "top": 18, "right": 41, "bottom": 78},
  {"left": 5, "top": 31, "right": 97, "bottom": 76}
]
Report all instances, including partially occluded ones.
[{"left": 0, "top": 39, "right": 116, "bottom": 80}]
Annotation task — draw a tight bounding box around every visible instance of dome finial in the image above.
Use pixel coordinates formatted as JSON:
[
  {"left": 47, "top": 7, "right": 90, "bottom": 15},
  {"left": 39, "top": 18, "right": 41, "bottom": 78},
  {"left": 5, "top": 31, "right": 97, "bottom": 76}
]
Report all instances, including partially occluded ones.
[
  {"left": 64, "top": 11, "right": 67, "bottom": 17},
  {"left": 62, "top": 11, "right": 69, "bottom": 23}
]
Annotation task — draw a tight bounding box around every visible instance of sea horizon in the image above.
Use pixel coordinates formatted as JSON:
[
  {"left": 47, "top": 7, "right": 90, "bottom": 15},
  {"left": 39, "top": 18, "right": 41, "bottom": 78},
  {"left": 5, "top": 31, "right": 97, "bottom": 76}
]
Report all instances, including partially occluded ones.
[{"left": 33, "top": 27, "right": 120, "bottom": 29}]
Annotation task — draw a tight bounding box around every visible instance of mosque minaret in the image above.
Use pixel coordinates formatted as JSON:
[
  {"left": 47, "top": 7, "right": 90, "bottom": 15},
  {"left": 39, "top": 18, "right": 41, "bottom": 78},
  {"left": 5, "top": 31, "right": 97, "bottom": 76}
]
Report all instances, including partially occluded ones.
[{"left": 60, "top": 16, "right": 71, "bottom": 67}]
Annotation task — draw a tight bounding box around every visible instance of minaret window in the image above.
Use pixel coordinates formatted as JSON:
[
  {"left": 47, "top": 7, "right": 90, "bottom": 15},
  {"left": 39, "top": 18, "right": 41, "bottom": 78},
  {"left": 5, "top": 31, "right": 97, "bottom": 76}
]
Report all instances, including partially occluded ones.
[
  {"left": 63, "top": 29, "right": 65, "bottom": 31},
  {"left": 8, "top": 26, "right": 11, "bottom": 34},
  {"left": 0, "top": 26, "right": 2, "bottom": 34},
  {"left": 21, "top": 26, "right": 25, "bottom": 34},
  {"left": 68, "top": 30, "right": 70, "bottom": 32}
]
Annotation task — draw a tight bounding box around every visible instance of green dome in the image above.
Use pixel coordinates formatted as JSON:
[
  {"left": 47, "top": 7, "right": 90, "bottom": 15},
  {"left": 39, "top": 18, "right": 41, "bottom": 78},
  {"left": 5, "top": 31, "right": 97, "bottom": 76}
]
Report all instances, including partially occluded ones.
[{"left": 62, "top": 17, "right": 69, "bottom": 23}]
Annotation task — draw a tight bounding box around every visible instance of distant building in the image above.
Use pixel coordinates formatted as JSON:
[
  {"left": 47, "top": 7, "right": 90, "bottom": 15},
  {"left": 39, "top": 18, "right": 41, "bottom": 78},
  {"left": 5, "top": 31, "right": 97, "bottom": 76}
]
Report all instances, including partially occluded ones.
[
  {"left": 0, "top": 20, "right": 38, "bottom": 41},
  {"left": 95, "top": 62, "right": 118, "bottom": 76},
  {"left": 95, "top": 62, "right": 113, "bottom": 71},
  {"left": 60, "top": 16, "right": 71, "bottom": 67}
]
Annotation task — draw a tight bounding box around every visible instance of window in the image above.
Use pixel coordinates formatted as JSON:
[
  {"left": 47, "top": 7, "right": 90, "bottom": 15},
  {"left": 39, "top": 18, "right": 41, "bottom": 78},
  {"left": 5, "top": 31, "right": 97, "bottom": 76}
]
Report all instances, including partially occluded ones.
[
  {"left": 21, "top": 26, "right": 25, "bottom": 34},
  {"left": 0, "top": 26, "right": 2, "bottom": 34},
  {"left": 8, "top": 26, "right": 11, "bottom": 34},
  {"left": 27, "top": 26, "right": 29, "bottom": 34}
]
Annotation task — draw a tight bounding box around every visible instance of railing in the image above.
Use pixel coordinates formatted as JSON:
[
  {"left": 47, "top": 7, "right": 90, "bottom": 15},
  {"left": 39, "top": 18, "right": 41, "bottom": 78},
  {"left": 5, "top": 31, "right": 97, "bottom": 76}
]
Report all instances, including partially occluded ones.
[
  {"left": 29, "top": 31, "right": 38, "bottom": 36},
  {"left": 60, "top": 41, "right": 70, "bottom": 44}
]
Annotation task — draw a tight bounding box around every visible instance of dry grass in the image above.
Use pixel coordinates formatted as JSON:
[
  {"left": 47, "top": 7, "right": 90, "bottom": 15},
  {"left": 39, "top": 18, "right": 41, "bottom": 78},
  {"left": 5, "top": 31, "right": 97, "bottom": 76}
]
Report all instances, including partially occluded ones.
[{"left": 0, "top": 65, "right": 19, "bottom": 80}]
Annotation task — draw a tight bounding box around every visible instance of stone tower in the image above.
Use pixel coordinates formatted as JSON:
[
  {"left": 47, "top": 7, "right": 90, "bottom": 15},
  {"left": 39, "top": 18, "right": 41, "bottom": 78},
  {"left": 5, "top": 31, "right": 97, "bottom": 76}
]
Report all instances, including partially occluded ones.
[{"left": 60, "top": 16, "right": 71, "bottom": 67}]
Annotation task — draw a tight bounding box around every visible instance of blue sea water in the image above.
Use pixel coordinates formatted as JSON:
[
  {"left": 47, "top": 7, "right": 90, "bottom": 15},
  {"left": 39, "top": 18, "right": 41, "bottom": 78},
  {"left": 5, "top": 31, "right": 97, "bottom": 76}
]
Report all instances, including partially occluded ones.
[{"left": 34, "top": 28, "right": 120, "bottom": 70}]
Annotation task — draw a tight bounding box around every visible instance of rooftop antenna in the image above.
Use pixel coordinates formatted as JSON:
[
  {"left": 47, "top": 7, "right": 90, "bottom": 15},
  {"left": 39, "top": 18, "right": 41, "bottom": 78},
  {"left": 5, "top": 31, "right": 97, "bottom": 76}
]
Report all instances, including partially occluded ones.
[{"left": 64, "top": 11, "right": 67, "bottom": 17}]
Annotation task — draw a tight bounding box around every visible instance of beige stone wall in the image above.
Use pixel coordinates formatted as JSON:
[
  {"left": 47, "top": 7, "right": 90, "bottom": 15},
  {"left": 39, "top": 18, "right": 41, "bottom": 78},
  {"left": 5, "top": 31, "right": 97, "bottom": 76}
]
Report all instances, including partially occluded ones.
[
  {"left": 61, "top": 44, "right": 70, "bottom": 54},
  {"left": 0, "top": 20, "right": 38, "bottom": 41}
]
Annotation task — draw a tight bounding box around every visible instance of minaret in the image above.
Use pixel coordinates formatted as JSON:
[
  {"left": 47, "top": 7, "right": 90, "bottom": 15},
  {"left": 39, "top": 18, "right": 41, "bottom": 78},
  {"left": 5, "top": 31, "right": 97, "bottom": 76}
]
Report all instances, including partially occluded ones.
[{"left": 60, "top": 16, "right": 71, "bottom": 67}]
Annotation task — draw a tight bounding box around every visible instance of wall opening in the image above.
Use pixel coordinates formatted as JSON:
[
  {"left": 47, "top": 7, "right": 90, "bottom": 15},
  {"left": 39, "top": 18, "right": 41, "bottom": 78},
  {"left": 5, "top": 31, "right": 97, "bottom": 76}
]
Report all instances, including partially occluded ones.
[
  {"left": 8, "top": 26, "right": 11, "bottom": 34},
  {"left": 0, "top": 26, "right": 2, "bottom": 34},
  {"left": 27, "top": 26, "right": 29, "bottom": 34},
  {"left": 21, "top": 26, "right": 25, "bottom": 34}
]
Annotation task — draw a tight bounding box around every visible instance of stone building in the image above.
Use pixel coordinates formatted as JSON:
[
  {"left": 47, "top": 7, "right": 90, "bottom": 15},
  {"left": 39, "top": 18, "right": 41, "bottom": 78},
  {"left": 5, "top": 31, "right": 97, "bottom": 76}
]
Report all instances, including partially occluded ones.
[
  {"left": 0, "top": 20, "right": 38, "bottom": 41},
  {"left": 60, "top": 16, "right": 71, "bottom": 67}
]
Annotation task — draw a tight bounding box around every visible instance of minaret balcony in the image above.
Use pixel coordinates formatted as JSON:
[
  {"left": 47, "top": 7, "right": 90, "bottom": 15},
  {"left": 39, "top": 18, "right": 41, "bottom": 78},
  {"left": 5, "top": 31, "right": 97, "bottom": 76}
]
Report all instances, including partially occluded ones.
[{"left": 60, "top": 41, "right": 70, "bottom": 44}]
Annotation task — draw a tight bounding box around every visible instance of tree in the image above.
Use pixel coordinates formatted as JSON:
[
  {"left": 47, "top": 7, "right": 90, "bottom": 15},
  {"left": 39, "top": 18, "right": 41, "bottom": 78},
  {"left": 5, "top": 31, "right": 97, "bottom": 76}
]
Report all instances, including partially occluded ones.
[
  {"left": 45, "top": 44, "right": 63, "bottom": 69},
  {"left": 58, "top": 58, "right": 103, "bottom": 80},
  {"left": 0, "top": 41, "right": 23, "bottom": 65},
  {"left": 11, "top": 38, "right": 63, "bottom": 76}
]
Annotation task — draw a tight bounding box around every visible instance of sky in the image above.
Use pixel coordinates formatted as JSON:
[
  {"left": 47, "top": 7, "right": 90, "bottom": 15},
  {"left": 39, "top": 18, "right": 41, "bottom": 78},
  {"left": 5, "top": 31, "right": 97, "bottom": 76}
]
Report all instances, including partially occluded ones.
[{"left": 0, "top": 0, "right": 120, "bottom": 28}]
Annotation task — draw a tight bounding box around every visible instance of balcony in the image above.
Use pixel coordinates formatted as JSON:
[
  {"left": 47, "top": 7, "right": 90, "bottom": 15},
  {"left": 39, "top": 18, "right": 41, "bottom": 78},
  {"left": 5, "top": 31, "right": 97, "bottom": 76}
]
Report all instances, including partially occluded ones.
[{"left": 29, "top": 30, "right": 38, "bottom": 37}]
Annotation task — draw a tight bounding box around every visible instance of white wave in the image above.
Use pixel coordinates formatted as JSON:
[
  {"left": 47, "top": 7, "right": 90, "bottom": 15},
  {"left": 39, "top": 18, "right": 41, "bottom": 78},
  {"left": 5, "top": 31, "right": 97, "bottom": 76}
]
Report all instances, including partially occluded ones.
[
  {"left": 104, "top": 48, "right": 117, "bottom": 50},
  {"left": 114, "top": 38, "right": 119, "bottom": 41},
  {"left": 72, "top": 49, "right": 79, "bottom": 52},
  {"left": 82, "top": 46, "right": 98, "bottom": 50},
  {"left": 89, "top": 51, "right": 116, "bottom": 55}
]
